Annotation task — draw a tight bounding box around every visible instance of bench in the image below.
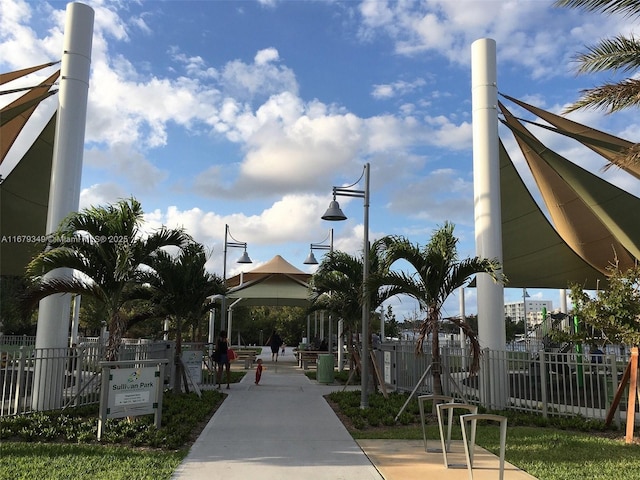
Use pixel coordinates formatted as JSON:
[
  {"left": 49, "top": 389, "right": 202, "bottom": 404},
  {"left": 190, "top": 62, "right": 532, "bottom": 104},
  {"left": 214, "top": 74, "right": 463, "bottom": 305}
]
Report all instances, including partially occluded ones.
[
  {"left": 234, "top": 349, "right": 260, "bottom": 369},
  {"left": 296, "top": 350, "right": 335, "bottom": 370}
]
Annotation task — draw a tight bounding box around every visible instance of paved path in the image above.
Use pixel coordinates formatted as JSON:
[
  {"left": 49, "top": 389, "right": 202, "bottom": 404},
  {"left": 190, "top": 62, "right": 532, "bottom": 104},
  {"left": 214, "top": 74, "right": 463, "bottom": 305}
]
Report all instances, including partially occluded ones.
[
  {"left": 172, "top": 346, "right": 537, "bottom": 480},
  {"left": 171, "top": 347, "right": 382, "bottom": 480}
]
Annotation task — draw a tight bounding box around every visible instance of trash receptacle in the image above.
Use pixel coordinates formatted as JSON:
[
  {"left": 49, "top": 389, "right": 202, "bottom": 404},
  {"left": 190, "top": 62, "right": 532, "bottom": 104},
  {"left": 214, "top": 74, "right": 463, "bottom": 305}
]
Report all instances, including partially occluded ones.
[{"left": 317, "top": 354, "right": 335, "bottom": 384}]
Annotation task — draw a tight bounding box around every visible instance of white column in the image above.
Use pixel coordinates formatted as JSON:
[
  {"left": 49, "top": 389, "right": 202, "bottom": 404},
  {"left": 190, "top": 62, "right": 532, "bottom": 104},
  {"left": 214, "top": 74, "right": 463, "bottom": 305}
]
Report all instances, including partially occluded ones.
[
  {"left": 459, "top": 287, "right": 467, "bottom": 370},
  {"left": 560, "top": 289, "right": 567, "bottom": 313},
  {"left": 208, "top": 309, "right": 216, "bottom": 345},
  {"left": 33, "top": 2, "right": 94, "bottom": 411},
  {"left": 472, "top": 38, "right": 506, "bottom": 409},
  {"left": 208, "top": 309, "right": 215, "bottom": 358},
  {"left": 163, "top": 318, "right": 170, "bottom": 341},
  {"left": 70, "top": 294, "right": 81, "bottom": 346}
]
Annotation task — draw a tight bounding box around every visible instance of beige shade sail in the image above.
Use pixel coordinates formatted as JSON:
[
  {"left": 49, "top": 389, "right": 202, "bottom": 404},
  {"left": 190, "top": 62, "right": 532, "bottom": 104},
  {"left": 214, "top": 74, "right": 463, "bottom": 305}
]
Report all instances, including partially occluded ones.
[
  {"left": 500, "top": 93, "right": 640, "bottom": 180},
  {"left": 0, "top": 113, "right": 56, "bottom": 276},
  {"left": 498, "top": 137, "right": 607, "bottom": 289},
  {"left": 0, "top": 61, "right": 58, "bottom": 86},
  {"left": 1, "top": 70, "right": 59, "bottom": 164},
  {"left": 500, "top": 102, "right": 638, "bottom": 275}
]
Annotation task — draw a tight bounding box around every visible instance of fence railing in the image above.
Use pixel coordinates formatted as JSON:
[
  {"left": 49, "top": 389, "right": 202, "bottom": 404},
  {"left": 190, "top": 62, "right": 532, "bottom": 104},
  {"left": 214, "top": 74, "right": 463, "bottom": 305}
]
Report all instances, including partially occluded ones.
[
  {"left": 3, "top": 339, "right": 637, "bottom": 426},
  {"left": 376, "top": 341, "right": 636, "bottom": 426},
  {"left": 0, "top": 335, "right": 37, "bottom": 347},
  {"left": 1, "top": 345, "right": 103, "bottom": 416}
]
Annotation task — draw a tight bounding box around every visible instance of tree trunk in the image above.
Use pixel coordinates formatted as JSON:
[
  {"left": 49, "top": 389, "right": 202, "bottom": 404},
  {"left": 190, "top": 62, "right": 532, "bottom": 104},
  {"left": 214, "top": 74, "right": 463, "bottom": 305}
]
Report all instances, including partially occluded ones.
[
  {"left": 432, "top": 333, "right": 443, "bottom": 395},
  {"left": 105, "top": 313, "right": 124, "bottom": 361}
]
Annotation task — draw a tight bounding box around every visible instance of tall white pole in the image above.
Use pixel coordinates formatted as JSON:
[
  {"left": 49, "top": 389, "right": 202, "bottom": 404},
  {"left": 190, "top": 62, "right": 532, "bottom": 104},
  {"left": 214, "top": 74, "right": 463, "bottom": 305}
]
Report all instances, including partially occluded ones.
[
  {"left": 459, "top": 287, "right": 467, "bottom": 370},
  {"left": 70, "top": 294, "right": 81, "bottom": 347},
  {"left": 560, "top": 289, "right": 567, "bottom": 313},
  {"left": 33, "top": 2, "right": 94, "bottom": 411},
  {"left": 208, "top": 309, "right": 215, "bottom": 359},
  {"left": 472, "top": 38, "right": 506, "bottom": 409},
  {"left": 163, "top": 318, "right": 170, "bottom": 341}
]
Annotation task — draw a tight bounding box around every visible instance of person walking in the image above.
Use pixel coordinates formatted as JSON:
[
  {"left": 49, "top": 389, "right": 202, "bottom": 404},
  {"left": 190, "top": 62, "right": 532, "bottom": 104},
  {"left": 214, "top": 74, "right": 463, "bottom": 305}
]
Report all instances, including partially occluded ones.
[
  {"left": 215, "top": 330, "right": 231, "bottom": 389},
  {"left": 266, "top": 330, "right": 283, "bottom": 362}
]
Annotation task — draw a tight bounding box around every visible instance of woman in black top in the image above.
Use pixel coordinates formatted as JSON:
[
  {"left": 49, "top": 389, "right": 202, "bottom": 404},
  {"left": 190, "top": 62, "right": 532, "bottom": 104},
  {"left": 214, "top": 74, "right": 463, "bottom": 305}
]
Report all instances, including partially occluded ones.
[
  {"left": 216, "top": 330, "right": 231, "bottom": 389},
  {"left": 267, "top": 330, "right": 283, "bottom": 362}
]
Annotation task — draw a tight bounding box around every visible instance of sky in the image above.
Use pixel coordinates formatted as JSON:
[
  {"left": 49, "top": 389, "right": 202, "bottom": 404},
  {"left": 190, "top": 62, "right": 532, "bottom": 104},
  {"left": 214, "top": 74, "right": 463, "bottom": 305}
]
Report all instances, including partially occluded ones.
[{"left": 2, "top": 0, "right": 640, "bottom": 323}]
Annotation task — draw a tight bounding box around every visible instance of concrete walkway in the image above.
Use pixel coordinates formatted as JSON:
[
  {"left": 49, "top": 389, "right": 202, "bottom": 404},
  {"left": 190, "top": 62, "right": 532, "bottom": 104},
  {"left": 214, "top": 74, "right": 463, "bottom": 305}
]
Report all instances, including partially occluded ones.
[{"left": 172, "top": 347, "right": 537, "bottom": 480}]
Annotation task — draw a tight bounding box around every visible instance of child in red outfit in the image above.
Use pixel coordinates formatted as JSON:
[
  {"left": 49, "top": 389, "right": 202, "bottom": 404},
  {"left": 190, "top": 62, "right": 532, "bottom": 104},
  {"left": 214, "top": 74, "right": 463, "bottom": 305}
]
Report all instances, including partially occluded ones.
[{"left": 255, "top": 358, "right": 264, "bottom": 385}]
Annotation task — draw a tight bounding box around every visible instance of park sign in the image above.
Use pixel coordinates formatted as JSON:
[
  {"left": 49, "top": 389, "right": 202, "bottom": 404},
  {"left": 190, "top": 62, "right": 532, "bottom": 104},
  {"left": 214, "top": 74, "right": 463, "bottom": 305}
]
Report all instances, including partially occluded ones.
[{"left": 97, "top": 359, "right": 168, "bottom": 441}]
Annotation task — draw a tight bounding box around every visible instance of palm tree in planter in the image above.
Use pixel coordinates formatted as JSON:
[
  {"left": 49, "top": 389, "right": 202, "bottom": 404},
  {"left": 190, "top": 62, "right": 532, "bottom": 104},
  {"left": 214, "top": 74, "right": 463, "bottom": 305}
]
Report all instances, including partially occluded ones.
[
  {"left": 308, "top": 240, "right": 392, "bottom": 371},
  {"left": 23, "top": 198, "right": 190, "bottom": 361},
  {"left": 371, "top": 222, "right": 505, "bottom": 395},
  {"left": 145, "top": 241, "right": 224, "bottom": 392}
]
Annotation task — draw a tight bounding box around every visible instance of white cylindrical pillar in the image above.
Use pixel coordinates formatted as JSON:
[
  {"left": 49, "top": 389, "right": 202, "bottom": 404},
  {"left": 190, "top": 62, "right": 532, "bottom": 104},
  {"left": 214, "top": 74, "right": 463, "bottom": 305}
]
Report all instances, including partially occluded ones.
[
  {"left": 70, "top": 294, "right": 81, "bottom": 347},
  {"left": 472, "top": 38, "right": 505, "bottom": 349},
  {"left": 459, "top": 287, "right": 467, "bottom": 370},
  {"left": 472, "top": 38, "right": 506, "bottom": 409},
  {"left": 33, "top": 2, "right": 94, "bottom": 411}
]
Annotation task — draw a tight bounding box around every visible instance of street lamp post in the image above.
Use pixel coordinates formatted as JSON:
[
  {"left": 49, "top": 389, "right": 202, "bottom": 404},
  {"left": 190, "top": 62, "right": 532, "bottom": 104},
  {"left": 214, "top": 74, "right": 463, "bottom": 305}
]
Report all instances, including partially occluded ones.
[
  {"left": 222, "top": 224, "right": 252, "bottom": 333},
  {"left": 303, "top": 228, "right": 334, "bottom": 265},
  {"left": 304, "top": 229, "right": 334, "bottom": 353},
  {"left": 321, "top": 163, "right": 370, "bottom": 409}
]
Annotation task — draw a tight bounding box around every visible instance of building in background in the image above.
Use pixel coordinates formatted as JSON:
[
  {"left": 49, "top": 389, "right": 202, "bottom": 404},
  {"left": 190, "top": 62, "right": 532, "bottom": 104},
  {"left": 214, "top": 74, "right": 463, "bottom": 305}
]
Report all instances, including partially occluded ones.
[{"left": 504, "top": 299, "right": 553, "bottom": 329}]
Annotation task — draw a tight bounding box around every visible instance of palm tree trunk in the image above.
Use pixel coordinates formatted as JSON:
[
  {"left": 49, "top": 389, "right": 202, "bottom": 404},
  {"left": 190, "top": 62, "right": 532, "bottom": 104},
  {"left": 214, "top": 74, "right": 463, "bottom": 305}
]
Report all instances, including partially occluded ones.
[
  {"left": 432, "top": 333, "right": 443, "bottom": 395},
  {"left": 105, "top": 313, "right": 124, "bottom": 361}
]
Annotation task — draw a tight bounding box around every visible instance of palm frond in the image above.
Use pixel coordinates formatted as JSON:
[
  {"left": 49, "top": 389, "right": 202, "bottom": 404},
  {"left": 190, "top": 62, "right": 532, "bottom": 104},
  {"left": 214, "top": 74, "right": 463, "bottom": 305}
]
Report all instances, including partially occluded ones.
[
  {"left": 555, "top": 0, "right": 640, "bottom": 18},
  {"left": 602, "top": 142, "right": 640, "bottom": 172},
  {"left": 447, "top": 316, "right": 482, "bottom": 374},
  {"left": 573, "top": 35, "right": 640, "bottom": 74},
  {"left": 563, "top": 78, "right": 640, "bottom": 113},
  {"left": 21, "top": 277, "right": 105, "bottom": 313}
]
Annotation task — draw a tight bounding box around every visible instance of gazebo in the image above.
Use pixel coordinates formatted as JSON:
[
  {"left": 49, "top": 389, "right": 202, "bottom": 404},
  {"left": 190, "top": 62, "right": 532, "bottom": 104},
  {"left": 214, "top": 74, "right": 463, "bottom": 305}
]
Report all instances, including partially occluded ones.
[{"left": 222, "top": 255, "right": 313, "bottom": 341}]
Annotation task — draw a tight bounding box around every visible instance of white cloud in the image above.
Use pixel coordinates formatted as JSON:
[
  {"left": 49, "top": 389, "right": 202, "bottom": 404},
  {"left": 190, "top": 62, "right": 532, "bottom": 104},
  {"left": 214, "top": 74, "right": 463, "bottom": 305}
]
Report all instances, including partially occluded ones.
[
  {"left": 79, "top": 182, "right": 129, "bottom": 210},
  {"left": 84, "top": 144, "right": 168, "bottom": 190},
  {"left": 371, "top": 78, "right": 427, "bottom": 99}
]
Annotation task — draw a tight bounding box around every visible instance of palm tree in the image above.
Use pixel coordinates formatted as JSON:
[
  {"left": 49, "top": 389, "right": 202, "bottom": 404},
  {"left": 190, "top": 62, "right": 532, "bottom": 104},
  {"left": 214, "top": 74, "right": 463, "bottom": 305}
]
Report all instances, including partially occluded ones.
[
  {"left": 23, "top": 198, "right": 189, "bottom": 360},
  {"left": 555, "top": 0, "right": 640, "bottom": 115},
  {"left": 371, "top": 223, "right": 505, "bottom": 395},
  {"left": 308, "top": 239, "right": 391, "bottom": 371},
  {"left": 145, "top": 241, "right": 224, "bottom": 391}
]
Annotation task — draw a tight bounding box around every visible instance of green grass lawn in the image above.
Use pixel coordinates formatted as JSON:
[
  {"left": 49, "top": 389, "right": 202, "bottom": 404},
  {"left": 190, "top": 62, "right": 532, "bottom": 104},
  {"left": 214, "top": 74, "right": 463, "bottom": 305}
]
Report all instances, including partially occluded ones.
[{"left": 0, "top": 442, "right": 184, "bottom": 480}]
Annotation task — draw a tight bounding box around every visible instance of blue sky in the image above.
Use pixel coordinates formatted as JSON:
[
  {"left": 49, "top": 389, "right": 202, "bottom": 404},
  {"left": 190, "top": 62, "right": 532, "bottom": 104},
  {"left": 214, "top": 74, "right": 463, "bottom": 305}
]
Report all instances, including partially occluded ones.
[{"left": 2, "top": 0, "right": 639, "bottom": 322}]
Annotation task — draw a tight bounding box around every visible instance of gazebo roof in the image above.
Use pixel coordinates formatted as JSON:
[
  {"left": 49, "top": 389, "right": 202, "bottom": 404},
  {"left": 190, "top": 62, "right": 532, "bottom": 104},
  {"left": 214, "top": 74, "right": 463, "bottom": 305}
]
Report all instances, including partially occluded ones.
[{"left": 225, "top": 255, "right": 312, "bottom": 307}]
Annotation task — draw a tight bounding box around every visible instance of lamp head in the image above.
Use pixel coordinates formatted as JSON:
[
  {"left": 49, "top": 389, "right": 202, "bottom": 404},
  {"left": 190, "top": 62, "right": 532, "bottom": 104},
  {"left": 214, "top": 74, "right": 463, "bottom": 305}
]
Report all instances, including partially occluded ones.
[
  {"left": 236, "top": 250, "right": 252, "bottom": 264},
  {"left": 321, "top": 200, "right": 347, "bottom": 221},
  {"left": 303, "top": 251, "right": 319, "bottom": 265}
]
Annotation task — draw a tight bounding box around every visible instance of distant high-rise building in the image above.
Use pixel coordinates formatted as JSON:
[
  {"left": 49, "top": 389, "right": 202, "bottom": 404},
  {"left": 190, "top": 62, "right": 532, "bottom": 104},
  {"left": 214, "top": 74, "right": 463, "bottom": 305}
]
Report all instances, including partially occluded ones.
[{"left": 504, "top": 299, "right": 553, "bottom": 327}]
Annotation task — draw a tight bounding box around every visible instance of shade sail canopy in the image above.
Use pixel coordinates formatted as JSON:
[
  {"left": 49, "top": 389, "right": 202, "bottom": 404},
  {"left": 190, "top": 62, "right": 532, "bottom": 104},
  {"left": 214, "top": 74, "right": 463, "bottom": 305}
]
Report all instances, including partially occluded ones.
[
  {"left": 1, "top": 64, "right": 59, "bottom": 277},
  {"left": 498, "top": 138, "right": 607, "bottom": 289},
  {"left": 497, "top": 96, "right": 640, "bottom": 289},
  {"left": 0, "top": 113, "right": 56, "bottom": 276},
  {"left": 226, "top": 255, "right": 312, "bottom": 307}
]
